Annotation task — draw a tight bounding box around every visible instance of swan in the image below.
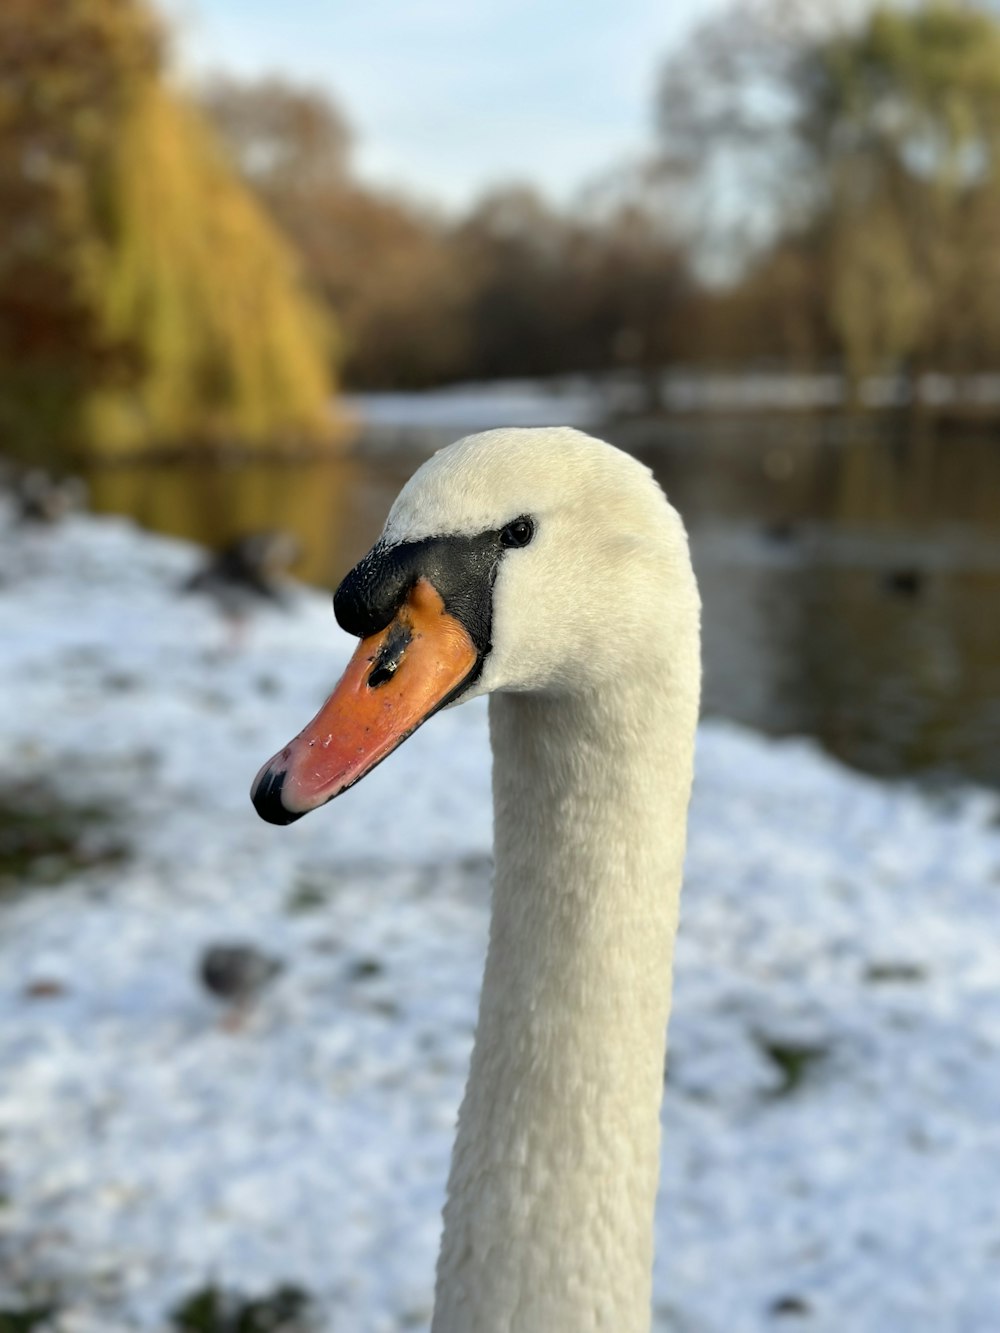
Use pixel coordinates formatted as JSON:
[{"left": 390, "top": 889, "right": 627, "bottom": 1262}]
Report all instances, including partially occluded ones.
[{"left": 251, "top": 426, "right": 701, "bottom": 1333}]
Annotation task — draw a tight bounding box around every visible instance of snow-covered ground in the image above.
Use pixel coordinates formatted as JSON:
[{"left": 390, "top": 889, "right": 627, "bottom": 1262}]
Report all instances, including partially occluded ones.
[{"left": 1, "top": 506, "right": 999, "bottom": 1332}]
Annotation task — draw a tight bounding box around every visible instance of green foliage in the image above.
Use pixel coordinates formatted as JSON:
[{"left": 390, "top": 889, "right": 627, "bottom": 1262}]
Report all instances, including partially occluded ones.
[{"left": 0, "top": 0, "right": 339, "bottom": 463}]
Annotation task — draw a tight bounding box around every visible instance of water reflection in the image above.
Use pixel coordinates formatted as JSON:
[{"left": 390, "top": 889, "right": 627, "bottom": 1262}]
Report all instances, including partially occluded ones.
[
  {"left": 635, "top": 416, "right": 1000, "bottom": 788},
  {"left": 87, "top": 454, "right": 388, "bottom": 586},
  {"left": 85, "top": 416, "right": 1000, "bottom": 789}
]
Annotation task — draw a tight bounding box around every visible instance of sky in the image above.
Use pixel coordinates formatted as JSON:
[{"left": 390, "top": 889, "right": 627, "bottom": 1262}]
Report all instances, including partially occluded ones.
[{"left": 162, "top": 0, "right": 728, "bottom": 211}]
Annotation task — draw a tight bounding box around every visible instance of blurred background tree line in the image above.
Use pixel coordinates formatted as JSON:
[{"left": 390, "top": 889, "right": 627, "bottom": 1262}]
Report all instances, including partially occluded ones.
[{"left": 3, "top": 0, "right": 1000, "bottom": 465}]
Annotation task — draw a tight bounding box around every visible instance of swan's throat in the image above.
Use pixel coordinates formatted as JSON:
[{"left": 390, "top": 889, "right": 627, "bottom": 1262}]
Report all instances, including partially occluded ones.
[{"left": 433, "top": 686, "right": 697, "bottom": 1333}]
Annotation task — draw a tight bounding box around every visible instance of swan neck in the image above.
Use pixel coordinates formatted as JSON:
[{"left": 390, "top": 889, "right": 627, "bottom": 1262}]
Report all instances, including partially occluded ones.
[{"left": 432, "top": 680, "right": 697, "bottom": 1333}]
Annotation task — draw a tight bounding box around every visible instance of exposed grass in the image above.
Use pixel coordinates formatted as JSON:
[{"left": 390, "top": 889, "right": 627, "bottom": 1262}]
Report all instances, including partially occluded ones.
[
  {"left": 0, "top": 1305, "right": 56, "bottom": 1333},
  {"left": 172, "top": 1283, "right": 318, "bottom": 1333},
  {"left": 864, "top": 961, "right": 926, "bottom": 984},
  {"left": 0, "top": 782, "right": 128, "bottom": 895},
  {"left": 347, "top": 957, "right": 384, "bottom": 981},
  {"left": 769, "top": 1293, "right": 812, "bottom": 1318},
  {"left": 284, "top": 880, "right": 329, "bottom": 914},
  {"left": 756, "top": 1035, "right": 829, "bottom": 1099}
]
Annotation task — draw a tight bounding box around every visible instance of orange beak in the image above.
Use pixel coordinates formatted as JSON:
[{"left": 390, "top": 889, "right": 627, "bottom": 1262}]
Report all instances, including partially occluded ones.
[{"left": 251, "top": 578, "right": 479, "bottom": 824}]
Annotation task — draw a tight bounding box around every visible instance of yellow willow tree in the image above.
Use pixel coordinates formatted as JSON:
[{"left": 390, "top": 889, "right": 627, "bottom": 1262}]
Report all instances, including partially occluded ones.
[{"left": 0, "top": 0, "right": 339, "bottom": 463}]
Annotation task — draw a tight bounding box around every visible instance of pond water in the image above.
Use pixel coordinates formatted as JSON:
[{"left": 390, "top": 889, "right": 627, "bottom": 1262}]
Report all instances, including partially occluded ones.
[{"left": 85, "top": 412, "right": 1000, "bottom": 790}]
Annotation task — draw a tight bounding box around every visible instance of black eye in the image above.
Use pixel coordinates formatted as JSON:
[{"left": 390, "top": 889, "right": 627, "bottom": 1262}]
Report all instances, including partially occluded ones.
[{"left": 500, "top": 516, "right": 535, "bottom": 549}]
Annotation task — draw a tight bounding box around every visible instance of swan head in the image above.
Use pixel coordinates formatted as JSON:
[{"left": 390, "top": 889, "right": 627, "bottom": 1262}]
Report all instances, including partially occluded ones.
[{"left": 251, "top": 427, "right": 698, "bottom": 824}]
